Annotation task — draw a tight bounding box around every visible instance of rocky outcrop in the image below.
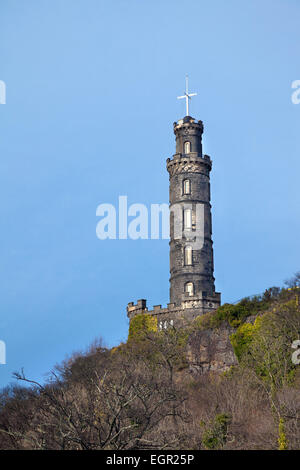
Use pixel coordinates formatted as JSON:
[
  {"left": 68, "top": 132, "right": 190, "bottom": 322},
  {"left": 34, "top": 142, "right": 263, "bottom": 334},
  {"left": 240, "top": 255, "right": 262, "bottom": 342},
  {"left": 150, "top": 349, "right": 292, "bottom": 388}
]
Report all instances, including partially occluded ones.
[{"left": 187, "top": 323, "right": 238, "bottom": 375}]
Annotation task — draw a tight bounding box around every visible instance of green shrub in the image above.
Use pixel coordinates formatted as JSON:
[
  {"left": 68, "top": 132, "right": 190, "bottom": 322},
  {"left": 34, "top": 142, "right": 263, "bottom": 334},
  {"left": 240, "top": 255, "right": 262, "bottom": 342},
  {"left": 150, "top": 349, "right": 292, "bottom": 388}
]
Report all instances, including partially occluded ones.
[
  {"left": 230, "top": 323, "right": 255, "bottom": 361},
  {"left": 230, "top": 316, "right": 263, "bottom": 361},
  {"left": 193, "top": 302, "right": 256, "bottom": 331},
  {"left": 128, "top": 314, "right": 157, "bottom": 340},
  {"left": 193, "top": 293, "right": 278, "bottom": 332},
  {"left": 202, "top": 413, "right": 231, "bottom": 450}
]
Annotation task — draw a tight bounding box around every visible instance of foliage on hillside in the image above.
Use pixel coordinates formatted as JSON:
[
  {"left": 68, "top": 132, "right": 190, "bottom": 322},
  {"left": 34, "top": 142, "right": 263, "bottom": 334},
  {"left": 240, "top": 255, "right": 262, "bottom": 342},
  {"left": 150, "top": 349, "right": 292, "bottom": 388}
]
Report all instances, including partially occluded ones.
[
  {"left": 193, "top": 285, "right": 299, "bottom": 330},
  {"left": 128, "top": 313, "right": 157, "bottom": 340},
  {"left": 0, "top": 274, "right": 299, "bottom": 450},
  {"left": 230, "top": 319, "right": 261, "bottom": 361},
  {"left": 201, "top": 413, "right": 231, "bottom": 450}
]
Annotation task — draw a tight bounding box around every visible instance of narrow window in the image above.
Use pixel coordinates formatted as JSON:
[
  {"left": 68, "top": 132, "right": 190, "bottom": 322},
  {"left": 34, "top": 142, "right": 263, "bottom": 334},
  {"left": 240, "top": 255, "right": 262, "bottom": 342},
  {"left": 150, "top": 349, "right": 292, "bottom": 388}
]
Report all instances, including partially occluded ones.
[
  {"left": 185, "top": 282, "right": 194, "bottom": 296},
  {"left": 184, "top": 246, "right": 193, "bottom": 265},
  {"left": 170, "top": 319, "right": 174, "bottom": 327},
  {"left": 184, "top": 209, "right": 192, "bottom": 230},
  {"left": 183, "top": 179, "right": 191, "bottom": 195},
  {"left": 164, "top": 321, "right": 168, "bottom": 329},
  {"left": 184, "top": 141, "right": 191, "bottom": 154}
]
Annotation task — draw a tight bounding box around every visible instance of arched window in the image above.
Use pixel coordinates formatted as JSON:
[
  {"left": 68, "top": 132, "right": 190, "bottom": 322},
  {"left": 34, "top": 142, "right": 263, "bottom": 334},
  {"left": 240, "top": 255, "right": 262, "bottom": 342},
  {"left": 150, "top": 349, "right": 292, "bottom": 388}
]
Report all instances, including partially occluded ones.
[
  {"left": 184, "top": 141, "right": 191, "bottom": 154},
  {"left": 185, "top": 282, "right": 194, "bottom": 296},
  {"left": 183, "top": 179, "right": 191, "bottom": 195},
  {"left": 184, "top": 209, "right": 192, "bottom": 230},
  {"left": 184, "top": 246, "right": 193, "bottom": 266}
]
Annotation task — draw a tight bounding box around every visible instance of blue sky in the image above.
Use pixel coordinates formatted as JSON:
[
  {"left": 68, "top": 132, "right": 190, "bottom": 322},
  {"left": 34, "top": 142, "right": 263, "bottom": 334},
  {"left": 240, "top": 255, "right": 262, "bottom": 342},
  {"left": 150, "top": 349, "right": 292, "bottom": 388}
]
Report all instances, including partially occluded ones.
[{"left": 0, "top": 0, "right": 299, "bottom": 388}]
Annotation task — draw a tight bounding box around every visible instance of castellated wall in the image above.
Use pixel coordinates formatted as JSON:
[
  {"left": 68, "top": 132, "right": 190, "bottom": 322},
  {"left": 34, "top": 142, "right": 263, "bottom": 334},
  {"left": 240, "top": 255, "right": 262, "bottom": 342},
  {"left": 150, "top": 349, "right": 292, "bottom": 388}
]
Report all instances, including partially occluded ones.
[{"left": 127, "top": 295, "right": 221, "bottom": 330}]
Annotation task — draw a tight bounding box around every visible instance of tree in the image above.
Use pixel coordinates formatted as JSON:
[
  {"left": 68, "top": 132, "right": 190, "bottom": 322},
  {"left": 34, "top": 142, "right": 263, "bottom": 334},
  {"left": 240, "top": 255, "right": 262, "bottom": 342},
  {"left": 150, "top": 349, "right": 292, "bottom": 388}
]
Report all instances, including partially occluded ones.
[
  {"left": 284, "top": 271, "right": 300, "bottom": 289},
  {"left": 0, "top": 331, "right": 189, "bottom": 450}
]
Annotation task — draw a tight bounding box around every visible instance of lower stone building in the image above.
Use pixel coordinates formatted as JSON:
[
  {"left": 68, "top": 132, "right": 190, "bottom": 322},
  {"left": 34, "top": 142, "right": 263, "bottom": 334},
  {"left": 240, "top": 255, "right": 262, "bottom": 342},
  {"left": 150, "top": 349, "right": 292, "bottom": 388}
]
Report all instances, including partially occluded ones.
[{"left": 127, "top": 294, "right": 221, "bottom": 330}]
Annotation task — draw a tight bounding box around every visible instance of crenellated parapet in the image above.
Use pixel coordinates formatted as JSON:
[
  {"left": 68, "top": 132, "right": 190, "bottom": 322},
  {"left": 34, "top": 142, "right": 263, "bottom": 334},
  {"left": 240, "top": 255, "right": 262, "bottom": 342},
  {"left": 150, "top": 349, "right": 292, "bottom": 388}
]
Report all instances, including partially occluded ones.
[
  {"left": 127, "top": 292, "right": 221, "bottom": 328},
  {"left": 127, "top": 299, "right": 148, "bottom": 320}
]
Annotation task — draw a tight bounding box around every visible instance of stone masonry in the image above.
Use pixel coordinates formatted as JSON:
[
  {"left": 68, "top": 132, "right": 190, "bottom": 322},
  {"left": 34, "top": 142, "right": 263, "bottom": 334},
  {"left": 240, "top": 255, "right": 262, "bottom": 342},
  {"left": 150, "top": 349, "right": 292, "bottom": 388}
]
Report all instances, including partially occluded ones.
[{"left": 127, "top": 114, "right": 221, "bottom": 329}]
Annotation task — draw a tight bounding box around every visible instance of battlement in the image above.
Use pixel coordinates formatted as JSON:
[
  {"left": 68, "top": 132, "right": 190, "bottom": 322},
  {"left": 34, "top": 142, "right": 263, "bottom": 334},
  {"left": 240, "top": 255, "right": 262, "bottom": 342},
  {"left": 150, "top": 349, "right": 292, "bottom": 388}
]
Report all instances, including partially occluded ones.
[
  {"left": 127, "top": 292, "right": 221, "bottom": 326},
  {"left": 173, "top": 116, "right": 203, "bottom": 131},
  {"left": 127, "top": 299, "right": 148, "bottom": 318}
]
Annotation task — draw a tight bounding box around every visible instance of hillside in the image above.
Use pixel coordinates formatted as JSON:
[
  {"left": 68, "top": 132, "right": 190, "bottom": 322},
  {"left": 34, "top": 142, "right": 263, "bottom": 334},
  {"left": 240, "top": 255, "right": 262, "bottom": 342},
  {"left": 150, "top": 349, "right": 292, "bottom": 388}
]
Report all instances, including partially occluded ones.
[{"left": 0, "top": 277, "right": 300, "bottom": 450}]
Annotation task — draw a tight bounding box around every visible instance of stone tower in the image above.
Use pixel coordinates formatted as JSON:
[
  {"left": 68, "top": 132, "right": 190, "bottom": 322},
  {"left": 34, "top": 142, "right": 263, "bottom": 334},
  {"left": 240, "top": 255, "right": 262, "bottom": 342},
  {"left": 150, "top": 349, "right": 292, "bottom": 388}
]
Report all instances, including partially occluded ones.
[
  {"left": 167, "top": 115, "right": 220, "bottom": 311},
  {"left": 127, "top": 110, "right": 220, "bottom": 327}
]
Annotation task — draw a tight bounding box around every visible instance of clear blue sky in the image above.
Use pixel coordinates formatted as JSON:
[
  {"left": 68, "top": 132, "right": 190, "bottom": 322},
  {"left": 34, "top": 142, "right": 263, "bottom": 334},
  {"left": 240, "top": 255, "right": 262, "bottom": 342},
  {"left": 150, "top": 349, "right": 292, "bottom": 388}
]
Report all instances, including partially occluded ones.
[{"left": 0, "top": 0, "right": 299, "bottom": 388}]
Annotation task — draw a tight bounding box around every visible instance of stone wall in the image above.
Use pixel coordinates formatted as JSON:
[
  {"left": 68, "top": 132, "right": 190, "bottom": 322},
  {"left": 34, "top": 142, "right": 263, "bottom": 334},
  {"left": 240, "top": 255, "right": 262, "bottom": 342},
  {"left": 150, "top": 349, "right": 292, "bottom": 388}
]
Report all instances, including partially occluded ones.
[{"left": 127, "top": 296, "right": 221, "bottom": 329}]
